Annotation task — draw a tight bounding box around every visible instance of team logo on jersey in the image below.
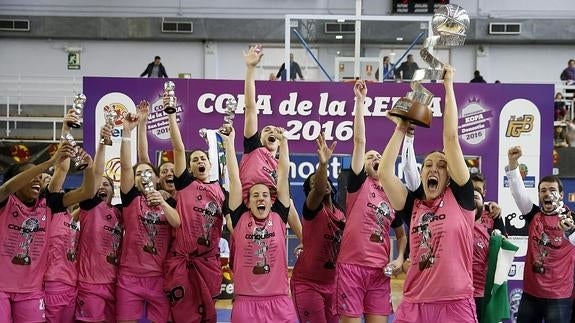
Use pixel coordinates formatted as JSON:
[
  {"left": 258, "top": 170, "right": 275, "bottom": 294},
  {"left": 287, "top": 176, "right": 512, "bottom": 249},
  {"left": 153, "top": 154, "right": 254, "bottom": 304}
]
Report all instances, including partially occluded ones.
[{"left": 506, "top": 114, "right": 534, "bottom": 137}]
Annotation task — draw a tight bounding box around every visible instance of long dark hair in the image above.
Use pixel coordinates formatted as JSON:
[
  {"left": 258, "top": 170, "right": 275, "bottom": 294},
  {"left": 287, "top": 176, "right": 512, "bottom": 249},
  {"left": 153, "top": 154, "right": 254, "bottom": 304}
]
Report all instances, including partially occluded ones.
[{"left": 303, "top": 172, "right": 342, "bottom": 211}]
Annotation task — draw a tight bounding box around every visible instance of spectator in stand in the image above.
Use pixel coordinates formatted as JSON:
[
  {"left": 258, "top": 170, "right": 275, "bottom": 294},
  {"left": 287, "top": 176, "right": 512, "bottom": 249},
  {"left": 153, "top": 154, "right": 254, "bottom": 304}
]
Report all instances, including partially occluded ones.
[
  {"left": 140, "top": 56, "right": 168, "bottom": 78},
  {"left": 555, "top": 92, "right": 568, "bottom": 122},
  {"left": 470, "top": 70, "right": 487, "bottom": 83},
  {"left": 276, "top": 53, "right": 304, "bottom": 81},
  {"left": 375, "top": 56, "right": 395, "bottom": 81},
  {"left": 560, "top": 59, "right": 575, "bottom": 83},
  {"left": 394, "top": 54, "right": 419, "bottom": 81}
]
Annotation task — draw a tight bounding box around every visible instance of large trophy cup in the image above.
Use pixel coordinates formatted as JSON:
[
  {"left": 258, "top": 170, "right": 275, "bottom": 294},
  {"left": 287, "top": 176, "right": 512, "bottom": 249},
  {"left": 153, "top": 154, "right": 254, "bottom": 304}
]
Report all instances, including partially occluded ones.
[
  {"left": 163, "top": 81, "right": 176, "bottom": 114},
  {"left": 389, "top": 5, "right": 470, "bottom": 128},
  {"left": 67, "top": 94, "right": 86, "bottom": 128}
]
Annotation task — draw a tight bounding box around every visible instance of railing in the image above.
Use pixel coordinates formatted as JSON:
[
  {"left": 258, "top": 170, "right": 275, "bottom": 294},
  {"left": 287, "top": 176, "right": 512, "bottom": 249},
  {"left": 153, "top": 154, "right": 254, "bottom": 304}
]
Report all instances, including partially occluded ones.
[{"left": 0, "top": 74, "right": 82, "bottom": 141}]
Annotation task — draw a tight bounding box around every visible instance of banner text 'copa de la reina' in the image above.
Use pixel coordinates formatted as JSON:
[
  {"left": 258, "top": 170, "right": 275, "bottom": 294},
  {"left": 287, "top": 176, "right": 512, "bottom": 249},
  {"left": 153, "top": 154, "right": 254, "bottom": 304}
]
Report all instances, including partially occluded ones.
[{"left": 195, "top": 92, "right": 443, "bottom": 142}]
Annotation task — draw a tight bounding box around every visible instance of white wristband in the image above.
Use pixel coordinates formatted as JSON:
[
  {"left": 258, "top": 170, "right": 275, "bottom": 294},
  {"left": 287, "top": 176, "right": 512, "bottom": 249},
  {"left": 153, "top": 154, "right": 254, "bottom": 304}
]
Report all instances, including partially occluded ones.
[{"left": 121, "top": 137, "right": 131, "bottom": 142}]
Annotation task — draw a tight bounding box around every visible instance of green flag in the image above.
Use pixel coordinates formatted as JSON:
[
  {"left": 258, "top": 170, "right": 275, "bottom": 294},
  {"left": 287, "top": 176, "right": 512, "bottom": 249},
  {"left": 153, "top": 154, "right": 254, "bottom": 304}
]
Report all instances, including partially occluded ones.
[{"left": 481, "top": 235, "right": 519, "bottom": 323}]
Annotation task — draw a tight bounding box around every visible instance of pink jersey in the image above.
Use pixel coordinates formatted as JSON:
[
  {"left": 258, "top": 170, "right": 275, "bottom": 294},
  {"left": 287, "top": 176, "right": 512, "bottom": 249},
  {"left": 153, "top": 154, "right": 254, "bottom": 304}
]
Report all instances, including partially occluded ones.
[
  {"left": 164, "top": 173, "right": 226, "bottom": 321},
  {"left": 0, "top": 194, "right": 50, "bottom": 292},
  {"left": 232, "top": 207, "right": 288, "bottom": 297},
  {"left": 479, "top": 210, "right": 494, "bottom": 230},
  {"left": 523, "top": 211, "right": 575, "bottom": 298},
  {"left": 403, "top": 187, "right": 475, "bottom": 303},
  {"left": 292, "top": 203, "right": 345, "bottom": 284},
  {"left": 240, "top": 145, "right": 278, "bottom": 201},
  {"left": 120, "top": 187, "right": 172, "bottom": 277},
  {"left": 78, "top": 199, "right": 122, "bottom": 284},
  {"left": 172, "top": 177, "right": 224, "bottom": 256},
  {"left": 45, "top": 210, "right": 80, "bottom": 286},
  {"left": 338, "top": 175, "right": 401, "bottom": 267},
  {"left": 472, "top": 222, "right": 490, "bottom": 297}
]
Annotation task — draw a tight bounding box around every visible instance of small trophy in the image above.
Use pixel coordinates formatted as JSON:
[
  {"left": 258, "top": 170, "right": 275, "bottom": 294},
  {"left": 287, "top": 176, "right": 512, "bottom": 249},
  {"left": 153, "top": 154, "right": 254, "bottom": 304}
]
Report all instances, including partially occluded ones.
[
  {"left": 220, "top": 98, "right": 237, "bottom": 135},
  {"left": 384, "top": 264, "right": 394, "bottom": 277},
  {"left": 163, "top": 81, "right": 176, "bottom": 114},
  {"left": 99, "top": 110, "right": 115, "bottom": 146},
  {"left": 389, "top": 4, "right": 469, "bottom": 128},
  {"left": 140, "top": 169, "right": 158, "bottom": 206},
  {"left": 68, "top": 94, "right": 86, "bottom": 129},
  {"left": 61, "top": 133, "right": 89, "bottom": 170}
]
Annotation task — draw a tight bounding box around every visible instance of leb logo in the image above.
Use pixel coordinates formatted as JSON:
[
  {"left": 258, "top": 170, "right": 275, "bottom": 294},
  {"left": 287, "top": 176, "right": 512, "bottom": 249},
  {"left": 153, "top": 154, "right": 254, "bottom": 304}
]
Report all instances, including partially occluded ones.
[{"left": 506, "top": 114, "right": 534, "bottom": 137}]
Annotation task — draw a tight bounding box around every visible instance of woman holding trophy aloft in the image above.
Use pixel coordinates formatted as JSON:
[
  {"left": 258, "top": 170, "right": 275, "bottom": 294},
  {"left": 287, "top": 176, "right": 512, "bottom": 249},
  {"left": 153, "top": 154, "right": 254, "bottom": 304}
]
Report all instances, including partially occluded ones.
[
  {"left": 164, "top": 93, "right": 230, "bottom": 323},
  {"left": 116, "top": 109, "right": 178, "bottom": 323},
  {"left": 378, "top": 65, "right": 478, "bottom": 322}
]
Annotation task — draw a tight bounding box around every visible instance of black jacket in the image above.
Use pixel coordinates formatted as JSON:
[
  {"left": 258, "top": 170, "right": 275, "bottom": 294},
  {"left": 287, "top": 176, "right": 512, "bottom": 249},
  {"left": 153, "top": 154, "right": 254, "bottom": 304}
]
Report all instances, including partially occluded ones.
[{"left": 140, "top": 62, "right": 168, "bottom": 78}]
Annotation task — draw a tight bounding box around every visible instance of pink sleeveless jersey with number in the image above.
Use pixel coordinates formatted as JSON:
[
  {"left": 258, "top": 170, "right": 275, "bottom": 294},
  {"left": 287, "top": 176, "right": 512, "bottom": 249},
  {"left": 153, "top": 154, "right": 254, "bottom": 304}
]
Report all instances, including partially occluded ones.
[
  {"left": 472, "top": 222, "right": 490, "bottom": 297},
  {"left": 78, "top": 201, "right": 122, "bottom": 284},
  {"left": 172, "top": 180, "right": 224, "bottom": 256},
  {"left": 239, "top": 147, "right": 278, "bottom": 201},
  {"left": 292, "top": 204, "right": 345, "bottom": 284},
  {"left": 523, "top": 211, "right": 575, "bottom": 298},
  {"left": 0, "top": 194, "right": 50, "bottom": 292},
  {"left": 120, "top": 194, "right": 172, "bottom": 277},
  {"left": 45, "top": 210, "right": 80, "bottom": 286},
  {"left": 232, "top": 211, "right": 288, "bottom": 296},
  {"left": 338, "top": 176, "right": 396, "bottom": 267},
  {"left": 403, "top": 188, "right": 475, "bottom": 303}
]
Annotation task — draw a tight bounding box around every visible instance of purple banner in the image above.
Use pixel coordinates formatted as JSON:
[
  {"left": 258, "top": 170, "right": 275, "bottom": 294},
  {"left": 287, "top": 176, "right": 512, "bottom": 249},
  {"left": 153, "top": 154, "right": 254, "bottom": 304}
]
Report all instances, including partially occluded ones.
[{"left": 83, "top": 77, "right": 553, "bottom": 203}]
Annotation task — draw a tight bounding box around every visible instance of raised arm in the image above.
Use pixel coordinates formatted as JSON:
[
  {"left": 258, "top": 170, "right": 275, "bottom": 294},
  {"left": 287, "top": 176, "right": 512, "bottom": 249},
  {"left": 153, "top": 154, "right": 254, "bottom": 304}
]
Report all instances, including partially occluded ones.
[
  {"left": 351, "top": 80, "right": 367, "bottom": 175},
  {"left": 244, "top": 45, "right": 263, "bottom": 139},
  {"left": 442, "top": 66, "right": 469, "bottom": 186},
  {"left": 136, "top": 100, "right": 152, "bottom": 165},
  {"left": 120, "top": 113, "right": 139, "bottom": 194},
  {"left": 93, "top": 124, "right": 111, "bottom": 193},
  {"left": 276, "top": 128, "right": 290, "bottom": 207},
  {"left": 402, "top": 128, "right": 421, "bottom": 191},
  {"left": 167, "top": 96, "right": 187, "bottom": 177},
  {"left": 61, "top": 150, "right": 98, "bottom": 207},
  {"left": 306, "top": 133, "right": 337, "bottom": 211},
  {"left": 378, "top": 114, "right": 410, "bottom": 211},
  {"left": 506, "top": 146, "right": 534, "bottom": 214},
  {"left": 48, "top": 109, "right": 77, "bottom": 192},
  {"left": 222, "top": 127, "right": 242, "bottom": 211},
  {"left": 0, "top": 143, "right": 74, "bottom": 203}
]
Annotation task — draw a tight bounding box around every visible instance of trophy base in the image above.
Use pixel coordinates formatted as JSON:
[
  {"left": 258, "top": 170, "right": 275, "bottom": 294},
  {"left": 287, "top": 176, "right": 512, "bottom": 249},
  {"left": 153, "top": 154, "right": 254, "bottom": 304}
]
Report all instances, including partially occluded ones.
[
  {"left": 67, "top": 251, "right": 77, "bottom": 262},
  {"left": 324, "top": 261, "right": 335, "bottom": 269},
  {"left": 12, "top": 255, "right": 31, "bottom": 265},
  {"left": 252, "top": 264, "right": 271, "bottom": 275},
  {"left": 75, "top": 162, "right": 89, "bottom": 171},
  {"left": 68, "top": 121, "right": 82, "bottom": 129},
  {"left": 164, "top": 107, "right": 177, "bottom": 114},
  {"left": 143, "top": 245, "right": 158, "bottom": 255},
  {"left": 106, "top": 254, "right": 119, "bottom": 266},
  {"left": 389, "top": 98, "right": 433, "bottom": 128},
  {"left": 418, "top": 254, "right": 434, "bottom": 270},
  {"left": 369, "top": 233, "right": 384, "bottom": 243},
  {"left": 197, "top": 237, "right": 210, "bottom": 247},
  {"left": 100, "top": 137, "right": 113, "bottom": 146}
]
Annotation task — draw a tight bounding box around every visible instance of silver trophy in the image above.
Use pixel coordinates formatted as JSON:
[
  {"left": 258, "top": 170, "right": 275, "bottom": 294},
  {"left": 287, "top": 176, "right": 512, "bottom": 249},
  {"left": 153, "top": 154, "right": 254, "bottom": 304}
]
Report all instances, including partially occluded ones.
[
  {"left": 68, "top": 93, "right": 86, "bottom": 128},
  {"left": 140, "top": 169, "right": 158, "bottom": 206},
  {"left": 199, "top": 98, "right": 238, "bottom": 140},
  {"left": 163, "top": 81, "right": 176, "bottom": 114},
  {"left": 389, "top": 4, "right": 469, "bottom": 128},
  {"left": 384, "top": 264, "right": 395, "bottom": 277},
  {"left": 220, "top": 98, "right": 237, "bottom": 135},
  {"left": 61, "top": 133, "right": 89, "bottom": 170},
  {"left": 99, "top": 110, "right": 115, "bottom": 146}
]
